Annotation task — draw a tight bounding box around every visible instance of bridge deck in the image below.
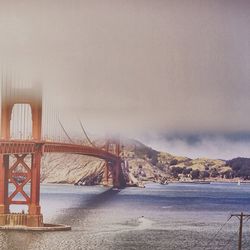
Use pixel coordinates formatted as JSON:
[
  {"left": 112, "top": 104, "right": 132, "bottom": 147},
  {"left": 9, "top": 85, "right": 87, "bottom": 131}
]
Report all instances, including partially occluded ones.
[{"left": 0, "top": 140, "right": 119, "bottom": 162}]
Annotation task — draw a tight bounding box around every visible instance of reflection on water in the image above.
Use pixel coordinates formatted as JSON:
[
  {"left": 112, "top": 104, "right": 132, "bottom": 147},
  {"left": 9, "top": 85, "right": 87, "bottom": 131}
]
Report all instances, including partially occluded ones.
[{"left": 1, "top": 183, "right": 250, "bottom": 249}]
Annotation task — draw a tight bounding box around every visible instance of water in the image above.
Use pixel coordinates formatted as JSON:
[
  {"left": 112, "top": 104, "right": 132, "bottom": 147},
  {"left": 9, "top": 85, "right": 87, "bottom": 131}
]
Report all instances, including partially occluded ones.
[{"left": 1, "top": 183, "right": 250, "bottom": 250}]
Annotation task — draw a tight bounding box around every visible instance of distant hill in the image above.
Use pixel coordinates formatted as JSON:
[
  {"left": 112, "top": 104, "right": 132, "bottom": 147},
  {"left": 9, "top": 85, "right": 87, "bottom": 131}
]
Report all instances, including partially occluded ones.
[
  {"left": 120, "top": 138, "right": 230, "bottom": 183},
  {"left": 40, "top": 138, "right": 250, "bottom": 185},
  {"left": 226, "top": 157, "right": 250, "bottom": 180}
]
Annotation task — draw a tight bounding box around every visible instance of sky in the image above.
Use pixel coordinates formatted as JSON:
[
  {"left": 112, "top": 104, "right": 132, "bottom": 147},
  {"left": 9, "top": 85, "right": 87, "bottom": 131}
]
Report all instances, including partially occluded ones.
[{"left": 0, "top": 0, "right": 249, "bottom": 159}]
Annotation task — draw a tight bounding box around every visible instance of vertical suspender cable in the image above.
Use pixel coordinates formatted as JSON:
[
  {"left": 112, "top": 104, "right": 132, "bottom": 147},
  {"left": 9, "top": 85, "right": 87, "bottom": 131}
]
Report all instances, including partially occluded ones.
[
  {"left": 52, "top": 106, "right": 54, "bottom": 140},
  {"left": 46, "top": 102, "right": 48, "bottom": 140},
  {"left": 6, "top": 71, "right": 10, "bottom": 138},
  {"left": 12, "top": 75, "right": 15, "bottom": 138},
  {"left": 21, "top": 80, "right": 24, "bottom": 139},
  {"left": 24, "top": 99, "right": 26, "bottom": 140},
  {"left": 1, "top": 71, "right": 3, "bottom": 139},
  {"left": 48, "top": 102, "right": 50, "bottom": 140},
  {"left": 53, "top": 108, "right": 55, "bottom": 141},
  {"left": 18, "top": 79, "right": 21, "bottom": 139},
  {"left": 9, "top": 72, "right": 12, "bottom": 138}
]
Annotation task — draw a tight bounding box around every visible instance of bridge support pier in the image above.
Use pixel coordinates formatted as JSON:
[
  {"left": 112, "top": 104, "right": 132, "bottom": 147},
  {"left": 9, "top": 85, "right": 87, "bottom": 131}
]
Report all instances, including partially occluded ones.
[
  {"left": 28, "top": 145, "right": 43, "bottom": 227},
  {"left": 0, "top": 155, "right": 10, "bottom": 221},
  {"left": 103, "top": 140, "right": 123, "bottom": 188},
  {"left": 102, "top": 161, "right": 119, "bottom": 187},
  {"left": 0, "top": 148, "right": 44, "bottom": 227},
  {"left": 102, "top": 161, "right": 109, "bottom": 186},
  {"left": 103, "top": 160, "right": 122, "bottom": 187},
  {"left": 0, "top": 147, "right": 70, "bottom": 230},
  {"left": 113, "top": 160, "right": 121, "bottom": 188}
]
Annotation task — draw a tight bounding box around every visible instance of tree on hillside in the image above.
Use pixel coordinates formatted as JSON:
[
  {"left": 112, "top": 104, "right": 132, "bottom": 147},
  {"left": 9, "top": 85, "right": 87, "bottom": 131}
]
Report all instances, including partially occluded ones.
[
  {"left": 170, "top": 159, "right": 178, "bottom": 166},
  {"left": 200, "top": 171, "right": 210, "bottom": 179},
  {"left": 171, "top": 166, "right": 183, "bottom": 175},
  {"left": 210, "top": 168, "right": 219, "bottom": 178},
  {"left": 191, "top": 169, "right": 200, "bottom": 179},
  {"left": 183, "top": 167, "right": 192, "bottom": 175},
  {"left": 226, "top": 157, "right": 250, "bottom": 179},
  {"left": 223, "top": 170, "right": 233, "bottom": 179}
]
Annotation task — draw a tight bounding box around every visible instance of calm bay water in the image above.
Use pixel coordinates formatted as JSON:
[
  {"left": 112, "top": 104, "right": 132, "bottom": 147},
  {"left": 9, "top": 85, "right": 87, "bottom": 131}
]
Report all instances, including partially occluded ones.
[{"left": 1, "top": 183, "right": 250, "bottom": 250}]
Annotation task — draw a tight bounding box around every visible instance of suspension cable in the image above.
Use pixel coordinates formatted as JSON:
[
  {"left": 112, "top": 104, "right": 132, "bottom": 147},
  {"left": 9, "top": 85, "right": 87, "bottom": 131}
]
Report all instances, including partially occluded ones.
[
  {"left": 79, "top": 119, "right": 96, "bottom": 147},
  {"left": 58, "top": 119, "right": 74, "bottom": 143}
]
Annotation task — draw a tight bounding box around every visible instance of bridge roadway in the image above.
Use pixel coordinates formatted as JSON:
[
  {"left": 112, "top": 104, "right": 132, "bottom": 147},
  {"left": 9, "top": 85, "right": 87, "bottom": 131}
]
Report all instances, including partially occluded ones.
[{"left": 0, "top": 140, "right": 120, "bottom": 163}]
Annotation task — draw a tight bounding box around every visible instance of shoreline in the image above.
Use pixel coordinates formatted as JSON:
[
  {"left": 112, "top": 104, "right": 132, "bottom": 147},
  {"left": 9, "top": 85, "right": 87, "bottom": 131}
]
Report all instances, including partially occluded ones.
[
  {"left": 40, "top": 179, "right": 250, "bottom": 188},
  {"left": 169, "top": 179, "right": 250, "bottom": 184}
]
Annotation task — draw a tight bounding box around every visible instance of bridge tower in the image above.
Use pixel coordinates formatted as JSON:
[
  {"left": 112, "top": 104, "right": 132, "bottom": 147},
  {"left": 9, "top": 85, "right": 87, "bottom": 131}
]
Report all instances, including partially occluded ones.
[
  {"left": 0, "top": 83, "right": 43, "bottom": 227},
  {"left": 103, "top": 140, "right": 122, "bottom": 188}
]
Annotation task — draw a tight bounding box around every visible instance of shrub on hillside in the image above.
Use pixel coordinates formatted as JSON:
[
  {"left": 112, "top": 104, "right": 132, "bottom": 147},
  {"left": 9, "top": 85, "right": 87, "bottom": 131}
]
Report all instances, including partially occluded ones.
[
  {"left": 200, "top": 170, "right": 210, "bottom": 179},
  {"left": 191, "top": 169, "right": 200, "bottom": 179},
  {"left": 156, "top": 163, "right": 166, "bottom": 171},
  {"left": 171, "top": 166, "right": 183, "bottom": 175},
  {"left": 170, "top": 159, "right": 178, "bottom": 166},
  {"left": 210, "top": 168, "right": 219, "bottom": 178},
  {"left": 183, "top": 167, "right": 192, "bottom": 175}
]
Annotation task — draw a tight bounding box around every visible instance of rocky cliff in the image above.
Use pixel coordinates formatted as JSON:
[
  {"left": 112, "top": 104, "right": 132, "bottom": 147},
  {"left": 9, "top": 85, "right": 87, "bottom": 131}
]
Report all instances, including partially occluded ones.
[{"left": 41, "top": 153, "right": 105, "bottom": 184}]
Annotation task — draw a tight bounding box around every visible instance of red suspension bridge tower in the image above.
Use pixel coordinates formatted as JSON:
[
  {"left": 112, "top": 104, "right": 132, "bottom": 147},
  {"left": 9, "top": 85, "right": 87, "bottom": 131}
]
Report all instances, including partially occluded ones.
[
  {"left": 0, "top": 85, "right": 43, "bottom": 227},
  {"left": 0, "top": 83, "right": 123, "bottom": 229}
]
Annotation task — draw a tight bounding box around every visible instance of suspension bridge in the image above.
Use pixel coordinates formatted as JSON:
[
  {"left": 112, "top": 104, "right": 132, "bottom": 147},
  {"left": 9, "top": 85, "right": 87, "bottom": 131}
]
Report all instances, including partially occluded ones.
[{"left": 0, "top": 76, "right": 123, "bottom": 228}]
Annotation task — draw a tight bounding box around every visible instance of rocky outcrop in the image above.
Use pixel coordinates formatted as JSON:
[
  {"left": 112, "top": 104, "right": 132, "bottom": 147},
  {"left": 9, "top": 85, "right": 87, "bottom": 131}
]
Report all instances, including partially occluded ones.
[{"left": 41, "top": 153, "right": 105, "bottom": 184}]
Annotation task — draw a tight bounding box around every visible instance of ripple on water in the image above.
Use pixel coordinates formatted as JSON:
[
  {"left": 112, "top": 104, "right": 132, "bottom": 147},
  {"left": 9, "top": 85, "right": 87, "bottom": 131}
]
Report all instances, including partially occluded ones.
[{"left": 0, "top": 183, "right": 249, "bottom": 250}]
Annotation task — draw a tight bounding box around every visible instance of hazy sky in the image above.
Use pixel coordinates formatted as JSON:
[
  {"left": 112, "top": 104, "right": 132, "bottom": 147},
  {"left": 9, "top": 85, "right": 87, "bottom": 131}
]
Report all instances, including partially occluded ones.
[{"left": 0, "top": 0, "right": 249, "bottom": 159}]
